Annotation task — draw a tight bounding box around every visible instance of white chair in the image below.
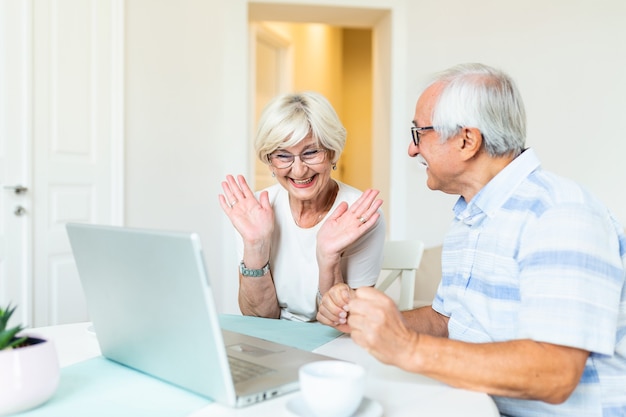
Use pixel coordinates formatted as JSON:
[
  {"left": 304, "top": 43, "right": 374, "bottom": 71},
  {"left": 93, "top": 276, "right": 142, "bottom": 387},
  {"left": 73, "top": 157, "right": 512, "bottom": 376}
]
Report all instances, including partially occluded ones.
[
  {"left": 413, "top": 245, "right": 442, "bottom": 308},
  {"left": 376, "top": 240, "right": 425, "bottom": 310}
]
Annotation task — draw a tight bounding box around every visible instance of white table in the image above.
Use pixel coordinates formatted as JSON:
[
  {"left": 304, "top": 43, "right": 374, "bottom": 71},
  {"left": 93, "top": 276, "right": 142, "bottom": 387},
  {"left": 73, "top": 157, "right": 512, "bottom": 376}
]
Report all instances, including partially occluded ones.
[{"left": 31, "top": 322, "right": 500, "bottom": 417}]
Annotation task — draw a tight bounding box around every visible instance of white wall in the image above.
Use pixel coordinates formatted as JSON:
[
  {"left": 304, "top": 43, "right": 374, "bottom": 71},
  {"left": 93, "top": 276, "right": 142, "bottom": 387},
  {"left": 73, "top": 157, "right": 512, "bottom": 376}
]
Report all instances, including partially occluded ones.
[
  {"left": 124, "top": 0, "right": 247, "bottom": 314},
  {"left": 397, "top": 0, "right": 626, "bottom": 247},
  {"left": 123, "top": 0, "right": 626, "bottom": 314}
]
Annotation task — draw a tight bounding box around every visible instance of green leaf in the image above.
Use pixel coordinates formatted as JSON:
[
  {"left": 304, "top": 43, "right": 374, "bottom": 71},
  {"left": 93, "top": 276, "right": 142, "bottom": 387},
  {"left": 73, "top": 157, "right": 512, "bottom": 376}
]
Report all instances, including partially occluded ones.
[
  {"left": 0, "top": 303, "right": 26, "bottom": 350},
  {"left": 6, "top": 336, "right": 29, "bottom": 349},
  {"left": 0, "top": 304, "right": 18, "bottom": 331},
  {"left": 0, "top": 325, "right": 25, "bottom": 349}
]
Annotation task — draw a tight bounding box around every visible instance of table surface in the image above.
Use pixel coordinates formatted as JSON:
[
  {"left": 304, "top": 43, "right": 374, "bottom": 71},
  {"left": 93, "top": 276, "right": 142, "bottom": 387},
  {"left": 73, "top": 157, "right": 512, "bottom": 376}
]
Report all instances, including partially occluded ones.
[{"left": 29, "top": 321, "right": 500, "bottom": 417}]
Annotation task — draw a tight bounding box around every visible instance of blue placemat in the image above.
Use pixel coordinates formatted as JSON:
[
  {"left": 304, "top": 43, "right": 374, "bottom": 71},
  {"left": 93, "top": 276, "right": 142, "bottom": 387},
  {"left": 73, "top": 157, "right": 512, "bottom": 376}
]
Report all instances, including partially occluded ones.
[
  {"left": 14, "top": 356, "right": 212, "bottom": 417},
  {"left": 14, "top": 316, "right": 342, "bottom": 416},
  {"left": 219, "top": 314, "right": 342, "bottom": 351}
]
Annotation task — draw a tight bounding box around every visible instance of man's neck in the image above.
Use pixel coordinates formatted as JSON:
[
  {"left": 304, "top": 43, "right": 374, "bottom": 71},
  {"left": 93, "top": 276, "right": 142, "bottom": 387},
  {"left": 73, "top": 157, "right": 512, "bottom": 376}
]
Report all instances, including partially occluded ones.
[{"left": 460, "top": 153, "right": 516, "bottom": 202}]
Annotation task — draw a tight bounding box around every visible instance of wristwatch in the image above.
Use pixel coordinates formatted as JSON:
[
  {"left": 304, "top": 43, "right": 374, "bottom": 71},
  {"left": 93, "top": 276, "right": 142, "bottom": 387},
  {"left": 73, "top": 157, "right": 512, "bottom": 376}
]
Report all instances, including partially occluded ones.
[{"left": 239, "top": 260, "right": 270, "bottom": 277}]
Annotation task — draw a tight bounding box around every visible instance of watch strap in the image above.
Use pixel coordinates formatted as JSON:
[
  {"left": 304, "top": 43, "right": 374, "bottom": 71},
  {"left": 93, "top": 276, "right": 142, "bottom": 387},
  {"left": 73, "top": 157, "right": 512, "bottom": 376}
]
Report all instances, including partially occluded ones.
[{"left": 239, "top": 260, "right": 270, "bottom": 277}]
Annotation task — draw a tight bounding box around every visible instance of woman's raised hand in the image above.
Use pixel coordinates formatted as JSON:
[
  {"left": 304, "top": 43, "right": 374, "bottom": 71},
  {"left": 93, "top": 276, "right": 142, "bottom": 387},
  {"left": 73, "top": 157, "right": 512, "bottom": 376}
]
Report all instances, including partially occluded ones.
[
  {"left": 219, "top": 175, "right": 274, "bottom": 246},
  {"left": 316, "top": 188, "right": 383, "bottom": 261}
]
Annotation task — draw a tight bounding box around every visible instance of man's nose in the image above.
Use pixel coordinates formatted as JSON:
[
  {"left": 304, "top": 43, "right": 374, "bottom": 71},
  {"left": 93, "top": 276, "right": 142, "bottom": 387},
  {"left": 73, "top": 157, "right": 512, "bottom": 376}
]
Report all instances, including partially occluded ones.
[{"left": 408, "top": 141, "right": 419, "bottom": 157}]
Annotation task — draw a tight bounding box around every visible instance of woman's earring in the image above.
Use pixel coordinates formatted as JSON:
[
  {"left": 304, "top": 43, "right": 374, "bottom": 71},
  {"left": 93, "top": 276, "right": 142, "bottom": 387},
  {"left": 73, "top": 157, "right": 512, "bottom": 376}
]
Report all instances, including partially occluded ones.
[
  {"left": 332, "top": 164, "right": 337, "bottom": 171},
  {"left": 271, "top": 171, "right": 276, "bottom": 177}
]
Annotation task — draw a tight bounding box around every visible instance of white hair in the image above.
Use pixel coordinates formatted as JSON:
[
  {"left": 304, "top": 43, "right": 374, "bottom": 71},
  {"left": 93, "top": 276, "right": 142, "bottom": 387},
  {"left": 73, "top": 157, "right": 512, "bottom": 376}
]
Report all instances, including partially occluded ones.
[{"left": 428, "top": 63, "right": 526, "bottom": 157}]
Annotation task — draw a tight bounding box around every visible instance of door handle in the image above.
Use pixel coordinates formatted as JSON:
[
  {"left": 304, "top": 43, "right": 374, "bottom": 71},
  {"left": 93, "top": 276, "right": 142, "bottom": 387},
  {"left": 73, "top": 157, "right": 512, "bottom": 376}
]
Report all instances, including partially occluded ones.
[{"left": 3, "top": 185, "right": 28, "bottom": 194}]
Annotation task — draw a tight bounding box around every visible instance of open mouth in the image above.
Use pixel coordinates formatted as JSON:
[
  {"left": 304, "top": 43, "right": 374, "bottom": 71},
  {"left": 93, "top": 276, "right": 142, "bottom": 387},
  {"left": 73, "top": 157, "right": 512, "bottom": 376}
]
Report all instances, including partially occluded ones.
[
  {"left": 290, "top": 175, "right": 316, "bottom": 187},
  {"left": 416, "top": 154, "right": 428, "bottom": 168}
]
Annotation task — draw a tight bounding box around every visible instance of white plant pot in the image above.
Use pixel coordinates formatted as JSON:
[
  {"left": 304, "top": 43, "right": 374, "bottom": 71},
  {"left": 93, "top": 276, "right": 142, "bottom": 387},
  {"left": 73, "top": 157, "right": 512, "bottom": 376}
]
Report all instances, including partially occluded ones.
[{"left": 0, "top": 335, "right": 60, "bottom": 416}]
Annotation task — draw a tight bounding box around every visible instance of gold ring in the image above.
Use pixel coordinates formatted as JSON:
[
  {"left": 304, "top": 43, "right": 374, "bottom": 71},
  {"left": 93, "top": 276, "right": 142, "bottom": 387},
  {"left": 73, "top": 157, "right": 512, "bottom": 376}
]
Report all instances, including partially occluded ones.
[{"left": 358, "top": 216, "right": 367, "bottom": 223}]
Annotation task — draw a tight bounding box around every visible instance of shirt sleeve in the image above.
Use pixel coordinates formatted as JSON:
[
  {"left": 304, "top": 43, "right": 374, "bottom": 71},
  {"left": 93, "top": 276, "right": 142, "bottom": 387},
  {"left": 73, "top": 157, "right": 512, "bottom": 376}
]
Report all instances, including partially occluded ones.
[{"left": 517, "top": 203, "right": 624, "bottom": 355}]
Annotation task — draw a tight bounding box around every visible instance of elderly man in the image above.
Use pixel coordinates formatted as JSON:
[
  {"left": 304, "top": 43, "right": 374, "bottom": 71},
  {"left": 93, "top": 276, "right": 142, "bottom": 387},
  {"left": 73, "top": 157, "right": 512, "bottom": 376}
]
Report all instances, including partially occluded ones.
[{"left": 317, "top": 63, "right": 626, "bottom": 417}]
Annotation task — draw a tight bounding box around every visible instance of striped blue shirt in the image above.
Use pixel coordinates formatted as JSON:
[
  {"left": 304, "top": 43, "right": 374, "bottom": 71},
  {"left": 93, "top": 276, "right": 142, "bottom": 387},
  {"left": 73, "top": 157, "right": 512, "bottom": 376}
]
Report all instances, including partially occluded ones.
[{"left": 432, "top": 148, "right": 626, "bottom": 417}]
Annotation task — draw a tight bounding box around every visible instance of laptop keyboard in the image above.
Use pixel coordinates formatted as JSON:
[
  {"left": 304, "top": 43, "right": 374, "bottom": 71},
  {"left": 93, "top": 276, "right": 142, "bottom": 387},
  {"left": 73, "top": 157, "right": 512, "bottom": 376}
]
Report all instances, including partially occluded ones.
[{"left": 228, "top": 356, "right": 275, "bottom": 383}]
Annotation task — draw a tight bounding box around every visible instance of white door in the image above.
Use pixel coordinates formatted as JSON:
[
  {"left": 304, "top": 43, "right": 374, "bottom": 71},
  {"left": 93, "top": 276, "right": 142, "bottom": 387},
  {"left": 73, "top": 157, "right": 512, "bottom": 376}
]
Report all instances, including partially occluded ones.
[
  {"left": 0, "top": 0, "right": 32, "bottom": 327},
  {"left": 251, "top": 23, "right": 291, "bottom": 191},
  {"left": 0, "top": 0, "right": 123, "bottom": 327}
]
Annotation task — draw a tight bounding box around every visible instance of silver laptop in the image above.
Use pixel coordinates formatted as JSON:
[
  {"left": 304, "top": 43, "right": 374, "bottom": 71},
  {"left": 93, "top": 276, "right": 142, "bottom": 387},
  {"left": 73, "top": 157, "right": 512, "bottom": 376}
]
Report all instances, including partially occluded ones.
[{"left": 66, "top": 223, "right": 333, "bottom": 407}]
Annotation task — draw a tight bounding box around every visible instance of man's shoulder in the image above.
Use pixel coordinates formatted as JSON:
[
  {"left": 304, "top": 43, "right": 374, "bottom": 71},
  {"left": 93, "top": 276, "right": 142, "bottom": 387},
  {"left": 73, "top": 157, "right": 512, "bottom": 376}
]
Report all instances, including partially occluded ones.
[{"left": 525, "top": 169, "right": 598, "bottom": 206}]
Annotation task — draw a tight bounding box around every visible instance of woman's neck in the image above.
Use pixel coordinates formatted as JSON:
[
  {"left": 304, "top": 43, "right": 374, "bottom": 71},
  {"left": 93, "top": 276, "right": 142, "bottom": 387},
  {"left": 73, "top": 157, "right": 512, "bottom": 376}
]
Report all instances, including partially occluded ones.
[{"left": 291, "top": 180, "right": 338, "bottom": 228}]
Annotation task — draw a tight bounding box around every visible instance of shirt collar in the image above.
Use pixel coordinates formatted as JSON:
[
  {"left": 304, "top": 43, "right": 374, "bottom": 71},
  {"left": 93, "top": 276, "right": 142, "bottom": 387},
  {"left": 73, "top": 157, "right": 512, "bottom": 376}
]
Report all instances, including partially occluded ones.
[{"left": 453, "top": 148, "right": 541, "bottom": 224}]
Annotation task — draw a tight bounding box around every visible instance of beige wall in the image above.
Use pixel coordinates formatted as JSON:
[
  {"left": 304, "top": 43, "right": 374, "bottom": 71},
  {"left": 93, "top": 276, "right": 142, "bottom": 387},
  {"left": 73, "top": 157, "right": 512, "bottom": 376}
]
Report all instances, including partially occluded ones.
[
  {"left": 260, "top": 22, "right": 343, "bottom": 113},
  {"left": 292, "top": 24, "right": 343, "bottom": 110},
  {"left": 341, "top": 29, "right": 372, "bottom": 191}
]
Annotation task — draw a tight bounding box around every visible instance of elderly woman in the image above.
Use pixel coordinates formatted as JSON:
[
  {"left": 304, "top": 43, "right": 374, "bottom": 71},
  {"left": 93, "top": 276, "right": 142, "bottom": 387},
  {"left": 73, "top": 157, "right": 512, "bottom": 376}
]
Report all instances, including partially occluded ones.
[{"left": 219, "top": 91, "right": 385, "bottom": 321}]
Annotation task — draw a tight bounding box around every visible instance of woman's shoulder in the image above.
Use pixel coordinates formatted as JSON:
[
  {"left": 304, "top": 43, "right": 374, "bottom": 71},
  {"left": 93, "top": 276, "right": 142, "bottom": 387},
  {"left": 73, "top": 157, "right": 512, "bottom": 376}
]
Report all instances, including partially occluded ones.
[
  {"left": 336, "top": 181, "right": 364, "bottom": 202},
  {"left": 255, "top": 183, "right": 285, "bottom": 202},
  {"left": 335, "top": 181, "right": 386, "bottom": 226}
]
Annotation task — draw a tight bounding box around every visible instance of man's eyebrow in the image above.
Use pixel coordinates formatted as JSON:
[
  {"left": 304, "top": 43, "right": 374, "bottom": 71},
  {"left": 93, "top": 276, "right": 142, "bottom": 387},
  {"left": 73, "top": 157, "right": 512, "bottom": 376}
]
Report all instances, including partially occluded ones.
[{"left": 411, "top": 120, "right": 418, "bottom": 127}]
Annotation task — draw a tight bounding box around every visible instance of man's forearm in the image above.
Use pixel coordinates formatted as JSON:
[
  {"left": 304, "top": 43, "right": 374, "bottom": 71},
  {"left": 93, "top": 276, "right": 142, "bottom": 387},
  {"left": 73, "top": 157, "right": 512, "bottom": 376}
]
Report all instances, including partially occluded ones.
[{"left": 401, "top": 305, "right": 449, "bottom": 337}]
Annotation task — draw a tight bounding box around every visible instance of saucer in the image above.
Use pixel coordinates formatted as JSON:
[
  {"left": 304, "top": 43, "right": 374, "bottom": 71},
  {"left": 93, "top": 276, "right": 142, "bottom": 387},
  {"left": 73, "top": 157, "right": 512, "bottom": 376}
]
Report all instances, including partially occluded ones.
[{"left": 286, "top": 394, "right": 383, "bottom": 417}]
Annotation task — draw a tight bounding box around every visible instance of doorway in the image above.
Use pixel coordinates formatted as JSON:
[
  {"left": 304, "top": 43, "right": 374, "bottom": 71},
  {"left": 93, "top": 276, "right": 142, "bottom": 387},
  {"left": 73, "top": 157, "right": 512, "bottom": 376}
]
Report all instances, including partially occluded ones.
[
  {"left": 248, "top": 4, "right": 390, "bottom": 207},
  {"left": 251, "top": 22, "right": 373, "bottom": 192}
]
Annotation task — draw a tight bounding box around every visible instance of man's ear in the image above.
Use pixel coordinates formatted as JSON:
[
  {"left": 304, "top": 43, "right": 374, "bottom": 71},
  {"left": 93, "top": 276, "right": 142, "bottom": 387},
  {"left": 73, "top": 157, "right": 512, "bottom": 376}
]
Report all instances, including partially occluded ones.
[{"left": 457, "top": 126, "right": 483, "bottom": 159}]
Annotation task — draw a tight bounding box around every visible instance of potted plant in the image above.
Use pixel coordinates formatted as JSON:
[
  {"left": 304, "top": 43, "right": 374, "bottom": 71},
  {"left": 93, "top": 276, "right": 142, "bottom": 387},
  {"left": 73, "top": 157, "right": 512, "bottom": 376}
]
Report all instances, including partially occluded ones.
[{"left": 0, "top": 304, "right": 60, "bottom": 416}]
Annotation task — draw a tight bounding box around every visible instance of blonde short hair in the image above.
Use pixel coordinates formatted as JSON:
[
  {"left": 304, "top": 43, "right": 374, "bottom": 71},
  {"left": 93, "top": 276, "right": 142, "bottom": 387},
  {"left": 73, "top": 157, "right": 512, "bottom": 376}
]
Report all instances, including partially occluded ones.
[{"left": 254, "top": 91, "right": 346, "bottom": 164}]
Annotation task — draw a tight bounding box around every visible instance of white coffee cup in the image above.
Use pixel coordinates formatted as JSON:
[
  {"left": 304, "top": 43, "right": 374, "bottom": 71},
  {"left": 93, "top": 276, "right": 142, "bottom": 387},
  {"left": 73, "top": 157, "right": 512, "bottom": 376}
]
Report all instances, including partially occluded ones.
[{"left": 298, "top": 360, "right": 366, "bottom": 417}]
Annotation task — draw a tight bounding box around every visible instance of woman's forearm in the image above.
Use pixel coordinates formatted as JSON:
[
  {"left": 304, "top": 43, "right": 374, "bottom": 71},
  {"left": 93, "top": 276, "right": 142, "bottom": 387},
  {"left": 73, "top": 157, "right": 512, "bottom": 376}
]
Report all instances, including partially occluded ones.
[{"left": 238, "top": 273, "right": 280, "bottom": 318}]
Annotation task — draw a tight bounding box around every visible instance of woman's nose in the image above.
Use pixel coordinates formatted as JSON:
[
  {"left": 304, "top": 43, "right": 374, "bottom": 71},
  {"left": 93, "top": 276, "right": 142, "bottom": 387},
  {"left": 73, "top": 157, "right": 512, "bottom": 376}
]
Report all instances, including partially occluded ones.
[{"left": 290, "top": 157, "right": 308, "bottom": 173}]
